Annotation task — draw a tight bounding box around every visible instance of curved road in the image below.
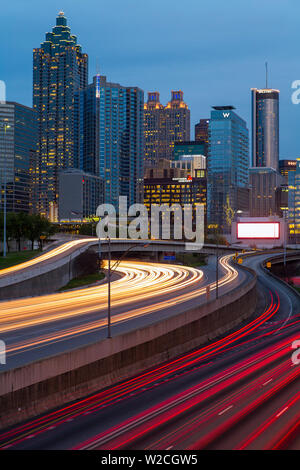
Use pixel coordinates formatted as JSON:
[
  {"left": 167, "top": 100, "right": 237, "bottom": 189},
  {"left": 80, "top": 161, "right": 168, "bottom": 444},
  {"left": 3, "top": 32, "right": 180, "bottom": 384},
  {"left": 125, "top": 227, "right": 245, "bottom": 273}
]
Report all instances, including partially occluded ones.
[
  {"left": 0, "top": 252, "right": 299, "bottom": 449},
  {"left": 0, "top": 253, "right": 243, "bottom": 370}
]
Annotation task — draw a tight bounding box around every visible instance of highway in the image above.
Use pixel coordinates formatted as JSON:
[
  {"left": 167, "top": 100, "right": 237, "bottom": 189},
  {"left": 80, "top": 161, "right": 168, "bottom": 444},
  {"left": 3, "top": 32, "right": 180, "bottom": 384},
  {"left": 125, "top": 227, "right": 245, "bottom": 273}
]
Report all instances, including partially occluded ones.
[
  {"left": 0, "top": 252, "right": 243, "bottom": 370},
  {"left": 0, "top": 251, "right": 299, "bottom": 449},
  {"left": 0, "top": 239, "right": 95, "bottom": 278}
]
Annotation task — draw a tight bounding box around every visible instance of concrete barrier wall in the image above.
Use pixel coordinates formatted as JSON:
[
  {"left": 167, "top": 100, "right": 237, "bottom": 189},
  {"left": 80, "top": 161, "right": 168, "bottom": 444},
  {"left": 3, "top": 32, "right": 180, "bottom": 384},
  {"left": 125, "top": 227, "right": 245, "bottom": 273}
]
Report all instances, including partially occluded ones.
[
  {"left": 0, "top": 272, "right": 256, "bottom": 428},
  {"left": 0, "top": 247, "right": 97, "bottom": 300}
]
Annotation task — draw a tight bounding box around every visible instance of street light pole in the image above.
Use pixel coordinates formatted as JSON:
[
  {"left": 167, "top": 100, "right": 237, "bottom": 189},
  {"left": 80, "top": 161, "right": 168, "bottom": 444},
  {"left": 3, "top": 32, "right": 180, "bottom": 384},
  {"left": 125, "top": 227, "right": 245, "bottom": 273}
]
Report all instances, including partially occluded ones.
[
  {"left": 216, "top": 241, "right": 219, "bottom": 299},
  {"left": 105, "top": 240, "right": 149, "bottom": 339},
  {"left": 107, "top": 236, "right": 111, "bottom": 339}
]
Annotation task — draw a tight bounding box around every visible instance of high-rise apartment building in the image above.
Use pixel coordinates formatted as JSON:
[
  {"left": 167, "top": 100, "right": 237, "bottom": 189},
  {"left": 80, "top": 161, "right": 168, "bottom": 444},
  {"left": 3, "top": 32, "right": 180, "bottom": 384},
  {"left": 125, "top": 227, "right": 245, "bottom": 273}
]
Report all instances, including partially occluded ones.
[
  {"left": 33, "top": 11, "right": 88, "bottom": 219},
  {"left": 208, "top": 106, "right": 249, "bottom": 232},
  {"left": 75, "top": 75, "right": 144, "bottom": 209},
  {"left": 144, "top": 91, "right": 190, "bottom": 167},
  {"left": 0, "top": 102, "right": 37, "bottom": 213},
  {"left": 251, "top": 88, "right": 279, "bottom": 170}
]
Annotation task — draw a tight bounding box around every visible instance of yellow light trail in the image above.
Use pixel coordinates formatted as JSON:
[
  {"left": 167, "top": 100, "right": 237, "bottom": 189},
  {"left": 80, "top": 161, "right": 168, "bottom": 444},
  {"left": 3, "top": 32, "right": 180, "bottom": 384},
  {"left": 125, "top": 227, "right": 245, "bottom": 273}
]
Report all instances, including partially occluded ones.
[
  {"left": 0, "top": 261, "right": 203, "bottom": 333},
  {"left": 2, "top": 255, "right": 239, "bottom": 357},
  {"left": 0, "top": 239, "right": 98, "bottom": 278}
]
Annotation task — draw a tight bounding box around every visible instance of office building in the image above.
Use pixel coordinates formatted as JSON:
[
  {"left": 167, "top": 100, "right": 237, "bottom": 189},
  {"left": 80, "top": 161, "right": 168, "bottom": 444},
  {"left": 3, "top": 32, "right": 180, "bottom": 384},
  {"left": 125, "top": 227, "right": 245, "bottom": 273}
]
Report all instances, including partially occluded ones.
[
  {"left": 208, "top": 106, "right": 249, "bottom": 232},
  {"left": 251, "top": 88, "right": 279, "bottom": 170},
  {"left": 276, "top": 159, "right": 297, "bottom": 217},
  {"left": 144, "top": 91, "right": 190, "bottom": 167},
  {"left": 33, "top": 11, "right": 88, "bottom": 219},
  {"left": 195, "top": 119, "right": 210, "bottom": 155},
  {"left": 279, "top": 159, "right": 297, "bottom": 184},
  {"left": 58, "top": 169, "right": 103, "bottom": 221},
  {"left": 75, "top": 75, "right": 144, "bottom": 210},
  {"left": 288, "top": 158, "right": 300, "bottom": 243},
  {"left": 144, "top": 156, "right": 207, "bottom": 236},
  {"left": 249, "top": 167, "right": 283, "bottom": 217},
  {"left": 0, "top": 102, "right": 37, "bottom": 213}
]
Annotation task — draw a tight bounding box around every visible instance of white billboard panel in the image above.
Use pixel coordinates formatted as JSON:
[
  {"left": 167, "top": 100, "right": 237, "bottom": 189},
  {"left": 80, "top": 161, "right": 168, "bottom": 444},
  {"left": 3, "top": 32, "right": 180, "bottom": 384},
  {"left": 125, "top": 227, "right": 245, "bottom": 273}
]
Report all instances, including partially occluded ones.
[{"left": 237, "top": 222, "right": 280, "bottom": 239}]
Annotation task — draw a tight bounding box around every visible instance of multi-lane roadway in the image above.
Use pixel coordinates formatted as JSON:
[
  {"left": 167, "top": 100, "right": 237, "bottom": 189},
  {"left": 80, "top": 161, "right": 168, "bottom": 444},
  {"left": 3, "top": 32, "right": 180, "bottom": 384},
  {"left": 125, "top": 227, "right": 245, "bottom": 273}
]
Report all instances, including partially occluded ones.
[
  {"left": 0, "top": 249, "right": 244, "bottom": 370},
  {"left": 0, "top": 245, "right": 299, "bottom": 449}
]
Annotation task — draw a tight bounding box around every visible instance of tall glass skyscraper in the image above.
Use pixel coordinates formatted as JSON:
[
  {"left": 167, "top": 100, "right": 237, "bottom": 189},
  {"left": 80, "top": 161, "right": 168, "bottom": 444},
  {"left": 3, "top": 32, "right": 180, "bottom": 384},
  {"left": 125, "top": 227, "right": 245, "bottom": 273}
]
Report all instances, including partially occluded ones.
[
  {"left": 208, "top": 106, "right": 249, "bottom": 232},
  {"left": 251, "top": 88, "right": 279, "bottom": 171},
  {"left": 33, "top": 11, "right": 88, "bottom": 219},
  {"left": 0, "top": 102, "right": 37, "bottom": 213},
  {"left": 75, "top": 75, "right": 144, "bottom": 209}
]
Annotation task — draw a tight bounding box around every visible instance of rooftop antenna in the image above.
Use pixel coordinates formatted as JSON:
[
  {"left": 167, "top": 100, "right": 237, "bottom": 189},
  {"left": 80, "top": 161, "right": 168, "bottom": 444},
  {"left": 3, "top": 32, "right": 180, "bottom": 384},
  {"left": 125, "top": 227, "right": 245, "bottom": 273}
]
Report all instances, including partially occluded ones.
[{"left": 265, "top": 61, "right": 268, "bottom": 89}]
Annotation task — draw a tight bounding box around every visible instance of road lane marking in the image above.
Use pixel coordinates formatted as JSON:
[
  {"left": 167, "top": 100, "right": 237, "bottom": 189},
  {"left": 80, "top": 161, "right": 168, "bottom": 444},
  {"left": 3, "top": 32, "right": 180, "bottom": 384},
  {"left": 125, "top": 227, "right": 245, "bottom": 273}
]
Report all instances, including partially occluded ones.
[
  {"left": 218, "top": 405, "right": 233, "bottom": 416},
  {"left": 263, "top": 378, "right": 273, "bottom": 386},
  {"left": 276, "top": 406, "right": 289, "bottom": 418}
]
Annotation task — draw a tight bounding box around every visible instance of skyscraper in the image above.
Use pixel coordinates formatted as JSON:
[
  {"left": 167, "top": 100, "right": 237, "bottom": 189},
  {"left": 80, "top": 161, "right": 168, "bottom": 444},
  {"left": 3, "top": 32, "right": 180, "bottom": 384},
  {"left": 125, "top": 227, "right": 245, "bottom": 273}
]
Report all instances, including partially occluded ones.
[
  {"left": 288, "top": 158, "right": 300, "bottom": 243},
  {"left": 195, "top": 119, "right": 210, "bottom": 155},
  {"left": 249, "top": 167, "right": 283, "bottom": 217},
  {"left": 75, "top": 75, "right": 144, "bottom": 209},
  {"left": 144, "top": 91, "right": 190, "bottom": 167},
  {"left": 143, "top": 92, "right": 164, "bottom": 167},
  {"left": 33, "top": 11, "right": 88, "bottom": 219},
  {"left": 251, "top": 88, "right": 279, "bottom": 170},
  {"left": 208, "top": 106, "right": 249, "bottom": 232},
  {"left": 0, "top": 102, "right": 37, "bottom": 214}
]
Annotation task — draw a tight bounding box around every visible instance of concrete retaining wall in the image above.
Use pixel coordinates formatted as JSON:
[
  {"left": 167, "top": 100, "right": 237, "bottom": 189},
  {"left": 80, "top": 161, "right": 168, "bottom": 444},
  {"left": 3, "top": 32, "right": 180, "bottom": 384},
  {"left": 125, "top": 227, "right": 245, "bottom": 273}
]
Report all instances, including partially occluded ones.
[
  {"left": 0, "top": 271, "right": 256, "bottom": 429},
  {"left": 0, "top": 247, "right": 97, "bottom": 300}
]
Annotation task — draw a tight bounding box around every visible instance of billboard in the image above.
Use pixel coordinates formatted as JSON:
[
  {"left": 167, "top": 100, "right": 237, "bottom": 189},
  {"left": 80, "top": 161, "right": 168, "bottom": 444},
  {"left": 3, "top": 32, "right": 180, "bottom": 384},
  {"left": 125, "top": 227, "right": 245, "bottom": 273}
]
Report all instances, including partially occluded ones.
[{"left": 237, "top": 222, "right": 280, "bottom": 240}]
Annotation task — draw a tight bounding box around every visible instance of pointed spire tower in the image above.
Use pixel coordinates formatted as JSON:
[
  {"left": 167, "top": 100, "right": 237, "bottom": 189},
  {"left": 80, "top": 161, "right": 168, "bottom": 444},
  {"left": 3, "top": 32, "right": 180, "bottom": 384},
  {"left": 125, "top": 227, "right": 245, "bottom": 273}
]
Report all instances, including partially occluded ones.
[{"left": 32, "top": 13, "right": 88, "bottom": 219}]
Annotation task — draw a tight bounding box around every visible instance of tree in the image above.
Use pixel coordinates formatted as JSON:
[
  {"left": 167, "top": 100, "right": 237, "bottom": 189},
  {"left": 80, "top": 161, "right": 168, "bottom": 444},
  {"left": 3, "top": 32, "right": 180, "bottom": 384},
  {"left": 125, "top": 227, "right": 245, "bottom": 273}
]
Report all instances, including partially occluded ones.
[{"left": 24, "top": 214, "right": 56, "bottom": 250}]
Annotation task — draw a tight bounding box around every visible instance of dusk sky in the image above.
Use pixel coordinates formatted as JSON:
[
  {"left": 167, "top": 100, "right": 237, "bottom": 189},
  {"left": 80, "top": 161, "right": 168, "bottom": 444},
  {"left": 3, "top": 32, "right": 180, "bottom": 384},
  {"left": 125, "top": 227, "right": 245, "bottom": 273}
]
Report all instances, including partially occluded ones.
[{"left": 2, "top": 0, "right": 300, "bottom": 159}]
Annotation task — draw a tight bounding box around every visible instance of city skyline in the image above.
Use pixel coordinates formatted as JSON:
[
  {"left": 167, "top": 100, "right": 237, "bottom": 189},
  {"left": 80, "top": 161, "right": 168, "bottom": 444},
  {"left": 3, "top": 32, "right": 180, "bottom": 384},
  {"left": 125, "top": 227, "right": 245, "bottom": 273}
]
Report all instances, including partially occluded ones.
[{"left": 2, "top": 0, "right": 300, "bottom": 160}]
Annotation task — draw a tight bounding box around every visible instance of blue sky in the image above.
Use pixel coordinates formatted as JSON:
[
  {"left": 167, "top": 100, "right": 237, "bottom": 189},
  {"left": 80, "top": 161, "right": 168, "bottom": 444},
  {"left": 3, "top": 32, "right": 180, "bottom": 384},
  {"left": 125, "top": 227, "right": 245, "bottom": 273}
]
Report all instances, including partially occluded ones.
[{"left": 2, "top": 0, "right": 300, "bottom": 159}]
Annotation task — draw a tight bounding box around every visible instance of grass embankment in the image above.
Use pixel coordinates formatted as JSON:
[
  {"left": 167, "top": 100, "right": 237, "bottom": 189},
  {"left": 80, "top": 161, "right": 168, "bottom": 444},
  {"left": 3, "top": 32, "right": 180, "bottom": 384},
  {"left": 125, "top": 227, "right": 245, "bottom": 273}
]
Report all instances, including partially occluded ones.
[
  {"left": 176, "top": 253, "right": 207, "bottom": 268},
  {"left": 59, "top": 272, "right": 105, "bottom": 291},
  {"left": 0, "top": 250, "right": 40, "bottom": 270}
]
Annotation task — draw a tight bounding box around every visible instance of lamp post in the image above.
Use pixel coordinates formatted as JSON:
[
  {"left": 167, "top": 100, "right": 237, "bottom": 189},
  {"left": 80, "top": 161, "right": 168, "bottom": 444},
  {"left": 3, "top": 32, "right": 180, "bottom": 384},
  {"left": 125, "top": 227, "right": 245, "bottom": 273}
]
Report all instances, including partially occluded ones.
[
  {"left": 104, "top": 239, "right": 149, "bottom": 339},
  {"left": 0, "top": 123, "right": 10, "bottom": 257},
  {"left": 215, "top": 224, "right": 219, "bottom": 300}
]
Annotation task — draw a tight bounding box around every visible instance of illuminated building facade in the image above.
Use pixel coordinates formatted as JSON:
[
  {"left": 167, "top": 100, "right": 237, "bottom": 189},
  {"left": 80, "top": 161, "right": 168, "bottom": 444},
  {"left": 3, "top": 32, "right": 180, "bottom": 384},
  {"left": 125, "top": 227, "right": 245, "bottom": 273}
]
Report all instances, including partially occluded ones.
[
  {"left": 0, "top": 102, "right": 37, "bottom": 213},
  {"left": 288, "top": 158, "right": 300, "bottom": 243},
  {"left": 251, "top": 88, "right": 279, "bottom": 170},
  {"left": 249, "top": 167, "right": 283, "bottom": 217},
  {"left": 279, "top": 159, "right": 297, "bottom": 184},
  {"left": 208, "top": 106, "right": 249, "bottom": 232},
  {"left": 195, "top": 119, "right": 210, "bottom": 155},
  {"left": 33, "top": 11, "right": 88, "bottom": 219},
  {"left": 144, "top": 156, "right": 207, "bottom": 235},
  {"left": 276, "top": 159, "right": 297, "bottom": 218},
  {"left": 144, "top": 91, "right": 190, "bottom": 167},
  {"left": 74, "top": 75, "right": 144, "bottom": 209}
]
